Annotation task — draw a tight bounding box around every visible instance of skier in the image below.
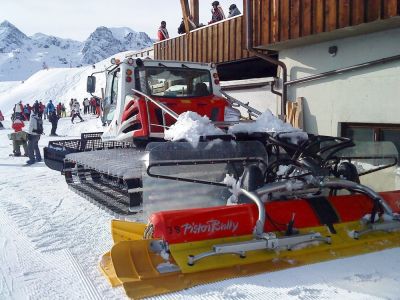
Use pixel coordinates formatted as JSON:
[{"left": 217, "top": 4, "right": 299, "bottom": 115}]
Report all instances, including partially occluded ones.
[
  {"left": 95, "top": 97, "right": 101, "bottom": 118},
  {"left": 48, "top": 110, "right": 59, "bottom": 136},
  {"left": 14, "top": 101, "right": 26, "bottom": 121},
  {"left": 46, "top": 100, "right": 56, "bottom": 117},
  {"left": 61, "top": 103, "right": 66, "bottom": 117},
  {"left": 26, "top": 103, "right": 43, "bottom": 165},
  {"left": 0, "top": 110, "right": 4, "bottom": 129},
  {"left": 83, "top": 98, "right": 90, "bottom": 114},
  {"left": 39, "top": 101, "right": 45, "bottom": 119},
  {"left": 9, "top": 118, "right": 28, "bottom": 156},
  {"left": 71, "top": 100, "right": 84, "bottom": 123},
  {"left": 23, "top": 104, "right": 31, "bottom": 121}
]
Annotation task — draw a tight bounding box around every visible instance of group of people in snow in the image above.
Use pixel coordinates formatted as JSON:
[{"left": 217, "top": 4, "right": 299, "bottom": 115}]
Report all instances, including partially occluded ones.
[
  {"left": 7, "top": 101, "right": 43, "bottom": 164},
  {"left": 81, "top": 97, "right": 101, "bottom": 116},
  {"left": 4, "top": 96, "right": 97, "bottom": 165},
  {"left": 159, "top": 2, "right": 241, "bottom": 40}
]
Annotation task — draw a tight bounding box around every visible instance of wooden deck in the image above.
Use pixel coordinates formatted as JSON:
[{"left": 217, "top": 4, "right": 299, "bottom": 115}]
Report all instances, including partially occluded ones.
[
  {"left": 154, "top": 15, "right": 251, "bottom": 63},
  {"left": 154, "top": 1, "right": 400, "bottom": 63}
]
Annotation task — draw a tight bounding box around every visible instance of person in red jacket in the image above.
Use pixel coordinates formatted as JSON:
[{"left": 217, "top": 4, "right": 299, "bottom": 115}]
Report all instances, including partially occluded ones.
[
  {"left": 9, "top": 118, "right": 28, "bottom": 156},
  {"left": 157, "top": 21, "right": 169, "bottom": 41},
  {"left": 209, "top": 1, "right": 226, "bottom": 24},
  {"left": 39, "top": 101, "right": 45, "bottom": 119}
]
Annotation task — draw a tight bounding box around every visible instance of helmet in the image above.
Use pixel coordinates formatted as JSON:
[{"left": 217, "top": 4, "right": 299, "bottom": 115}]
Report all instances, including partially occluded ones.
[{"left": 212, "top": 1, "right": 219, "bottom": 6}]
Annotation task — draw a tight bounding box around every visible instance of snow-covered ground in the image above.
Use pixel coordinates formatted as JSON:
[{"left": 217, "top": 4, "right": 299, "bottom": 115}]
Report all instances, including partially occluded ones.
[{"left": 1, "top": 117, "right": 400, "bottom": 300}]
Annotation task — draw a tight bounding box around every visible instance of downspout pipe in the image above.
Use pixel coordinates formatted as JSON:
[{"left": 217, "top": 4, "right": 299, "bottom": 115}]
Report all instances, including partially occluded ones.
[{"left": 245, "top": 0, "right": 288, "bottom": 119}]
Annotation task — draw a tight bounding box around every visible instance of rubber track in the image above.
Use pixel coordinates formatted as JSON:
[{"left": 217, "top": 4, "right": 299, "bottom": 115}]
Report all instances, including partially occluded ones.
[{"left": 68, "top": 182, "right": 140, "bottom": 218}]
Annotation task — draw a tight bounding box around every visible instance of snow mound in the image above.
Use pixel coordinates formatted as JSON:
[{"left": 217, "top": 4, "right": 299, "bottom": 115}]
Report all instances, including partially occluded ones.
[
  {"left": 164, "top": 111, "right": 225, "bottom": 147},
  {"left": 229, "top": 109, "right": 308, "bottom": 144}
]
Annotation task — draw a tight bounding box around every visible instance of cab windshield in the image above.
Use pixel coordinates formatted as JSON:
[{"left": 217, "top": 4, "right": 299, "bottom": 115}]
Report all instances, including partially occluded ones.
[
  {"left": 103, "top": 68, "right": 120, "bottom": 124},
  {"left": 143, "top": 67, "right": 212, "bottom": 98}
]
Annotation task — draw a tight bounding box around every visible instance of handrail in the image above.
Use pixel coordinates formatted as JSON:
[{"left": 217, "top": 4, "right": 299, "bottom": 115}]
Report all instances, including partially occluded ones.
[
  {"left": 131, "top": 88, "right": 179, "bottom": 121},
  {"left": 131, "top": 89, "right": 179, "bottom": 137},
  {"left": 220, "top": 90, "right": 261, "bottom": 118}
]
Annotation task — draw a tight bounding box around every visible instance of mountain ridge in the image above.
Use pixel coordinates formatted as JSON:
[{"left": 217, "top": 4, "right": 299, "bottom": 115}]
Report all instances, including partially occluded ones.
[{"left": 0, "top": 20, "right": 153, "bottom": 81}]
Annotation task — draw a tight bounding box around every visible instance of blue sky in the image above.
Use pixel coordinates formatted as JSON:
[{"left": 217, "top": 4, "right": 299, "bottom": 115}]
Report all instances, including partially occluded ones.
[{"left": 0, "top": 0, "right": 243, "bottom": 41}]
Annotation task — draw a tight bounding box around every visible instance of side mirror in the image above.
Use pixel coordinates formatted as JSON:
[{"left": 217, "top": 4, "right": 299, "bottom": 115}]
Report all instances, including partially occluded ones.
[{"left": 87, "top": 76, "right": 96, "bottom": 93}]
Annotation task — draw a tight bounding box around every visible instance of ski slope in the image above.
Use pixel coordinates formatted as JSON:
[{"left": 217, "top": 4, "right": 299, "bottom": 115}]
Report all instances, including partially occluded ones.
[{"left": 0, "top": 117, "right": 400, "bottom": 300}]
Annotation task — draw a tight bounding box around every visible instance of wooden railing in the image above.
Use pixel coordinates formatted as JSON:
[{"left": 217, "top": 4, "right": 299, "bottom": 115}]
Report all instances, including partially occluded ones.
[
  {"left": 154, "top": 15, "right": 251, "bottom": 63},
  {"left": 251, "top": 0, "right": 400, "bottom": 46},
  {"left": 154, "top": 1, "right": 400, "bottom": 63},
  {"left": 126, "top": 47, "right": 154, "bottom": 59}
]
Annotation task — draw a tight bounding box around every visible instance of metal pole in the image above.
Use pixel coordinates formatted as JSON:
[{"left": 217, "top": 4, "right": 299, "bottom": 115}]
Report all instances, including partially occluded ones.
[
  {"left": 285, "top": 54, "right": 400, "bottom": 86},
  {"left": 245, "top": 0, "right": 288, "bottom": 119}
]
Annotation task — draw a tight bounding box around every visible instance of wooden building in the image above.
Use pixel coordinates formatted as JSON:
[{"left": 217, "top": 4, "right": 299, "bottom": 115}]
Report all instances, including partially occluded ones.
[{"left": 154, "top": 1, "right": 400, "bottom": 148}]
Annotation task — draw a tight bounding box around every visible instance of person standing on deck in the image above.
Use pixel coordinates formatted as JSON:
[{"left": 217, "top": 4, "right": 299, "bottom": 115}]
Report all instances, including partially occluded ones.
[
  {"left": 157, "top": 21, "right": 169, "bottom": 41},
  {"left": 228, "top": 4, "right": 241, "bottom": 18},
  {"left": 209, "top": 1, "right": 225, "bottom": 24}
]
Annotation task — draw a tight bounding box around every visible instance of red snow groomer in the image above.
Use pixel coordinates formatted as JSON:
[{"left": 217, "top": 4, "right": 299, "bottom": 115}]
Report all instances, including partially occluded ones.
[{"left": 45, "top": 57, "right": 258, "bottom": 216}]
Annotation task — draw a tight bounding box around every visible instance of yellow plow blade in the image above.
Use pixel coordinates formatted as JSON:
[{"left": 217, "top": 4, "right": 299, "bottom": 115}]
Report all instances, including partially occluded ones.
[
  {"left": 101, "top": 221, "right": 400, "bottom": 299},
  {"left": 110, "top": 220, "right": 146, "bottom": 243}
]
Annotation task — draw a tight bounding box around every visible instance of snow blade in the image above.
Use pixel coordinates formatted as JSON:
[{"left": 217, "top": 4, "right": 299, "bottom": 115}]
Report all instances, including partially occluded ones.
[
  {"left": 110, "top": 220, "right": 146, "bottom": 243},
  {"left": 100, "top": 220, "right": 400, "bottom": 299}
]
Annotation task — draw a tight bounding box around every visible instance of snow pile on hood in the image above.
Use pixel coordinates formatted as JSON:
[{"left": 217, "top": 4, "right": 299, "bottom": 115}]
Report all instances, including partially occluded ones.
[
  {"left": 164, "top": 111, "right": 226, "bottom": 147},
  {"left": 229, "top": 109, "right": 308, "bottom": 144}
]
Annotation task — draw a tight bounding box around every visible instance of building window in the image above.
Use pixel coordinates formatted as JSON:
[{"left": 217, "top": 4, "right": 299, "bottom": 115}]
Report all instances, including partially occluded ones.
[{"left": 341, "top": 123, "right": 400, "bottom": 157}]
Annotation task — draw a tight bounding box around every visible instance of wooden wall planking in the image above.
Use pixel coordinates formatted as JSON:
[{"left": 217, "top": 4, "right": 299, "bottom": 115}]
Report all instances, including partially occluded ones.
[
  {"left": 280, "top": 0, "right": 290, "bottom": 41},
  {"left": 302, "top": 0, "right": 312, "bottom": 36},
  {"left": 338, "top": 0, "right": 350, "bottom": 28},
  {"left": 290, "top": 0, "right": 300, "bottom": 39}
]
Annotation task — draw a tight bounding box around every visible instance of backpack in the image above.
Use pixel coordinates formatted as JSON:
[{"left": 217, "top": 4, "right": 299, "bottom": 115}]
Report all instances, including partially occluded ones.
[{"left": 33, "top": 116, "right": 43, "bottom": 134}]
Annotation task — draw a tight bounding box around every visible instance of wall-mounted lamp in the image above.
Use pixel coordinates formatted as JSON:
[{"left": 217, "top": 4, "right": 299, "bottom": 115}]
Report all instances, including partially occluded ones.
[{"left": 328, "top": 46, "right": 338, "bottom": 57}]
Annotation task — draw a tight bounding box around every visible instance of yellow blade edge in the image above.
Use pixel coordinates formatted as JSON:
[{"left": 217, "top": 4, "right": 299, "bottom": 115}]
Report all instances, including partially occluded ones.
[
  {"left": 101, "top": 221, "right": 400, "bottom": 299},
  {"left": 110, "top": 220, "right": 146, "bottom": 243}
]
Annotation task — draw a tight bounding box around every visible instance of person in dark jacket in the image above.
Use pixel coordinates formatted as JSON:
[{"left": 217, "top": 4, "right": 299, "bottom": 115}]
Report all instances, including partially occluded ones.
[
  {"left": 48, "top": 111, "right": 59, "bottom": 136},
  {"left": 178, "top": 17, "right": 198, "bottom": 34},
  {"left": 228, "top": 4, "right": 241, "bottom": 18}
]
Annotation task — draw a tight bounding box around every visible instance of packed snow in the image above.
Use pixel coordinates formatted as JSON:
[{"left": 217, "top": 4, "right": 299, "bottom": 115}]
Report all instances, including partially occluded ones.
[{"left": 0, "top": 119, "right": 400, "bottom": 299}]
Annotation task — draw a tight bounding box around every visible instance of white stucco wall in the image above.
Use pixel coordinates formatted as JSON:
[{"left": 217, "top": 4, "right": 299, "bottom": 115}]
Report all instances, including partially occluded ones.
[
  {"left": 224, "top": 86, "right": 278, "bottom": 116},
  {"left": 280, "top": 27, "right": 400, "bottom": 136}
]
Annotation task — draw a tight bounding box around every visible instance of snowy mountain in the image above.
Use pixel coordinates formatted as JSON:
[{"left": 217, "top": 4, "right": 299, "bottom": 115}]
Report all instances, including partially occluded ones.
[
  {"left": 81, "top": 26, "right": 153, "bottom": 64},
  {"left": 0, "top": 20, "right": 153, "bottom": 81}
]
